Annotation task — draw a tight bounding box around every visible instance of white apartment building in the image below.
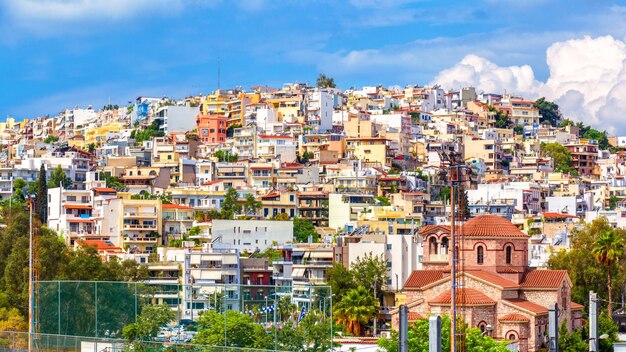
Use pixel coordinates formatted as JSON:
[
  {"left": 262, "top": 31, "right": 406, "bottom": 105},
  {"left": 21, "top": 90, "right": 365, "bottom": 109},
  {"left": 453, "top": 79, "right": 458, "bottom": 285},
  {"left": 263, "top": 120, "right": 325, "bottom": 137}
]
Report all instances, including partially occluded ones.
[
  {"left": 344, "top": 234, "right": 422, "bottom": 291},
  {"left": 256, "top": 135, "right": 296, "bottom": 163},
  {"left": 211, "top": 219, "right": 293, "bottom": 252},
  {"left": 328, "top": 193, "right": 375, "bottom": 230},
  {"left": 306, "top": 90, "right": 334, "bottom": 131}
]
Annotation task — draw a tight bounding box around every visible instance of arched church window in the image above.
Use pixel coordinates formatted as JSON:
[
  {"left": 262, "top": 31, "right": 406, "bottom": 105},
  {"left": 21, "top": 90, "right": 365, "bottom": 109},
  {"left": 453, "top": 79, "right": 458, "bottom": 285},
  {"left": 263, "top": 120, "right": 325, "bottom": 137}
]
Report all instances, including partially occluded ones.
[
  {"left": 477, "top": 246, "right": 484, "bottom": 264},
  {"left": 505, "top": 245, "right": 512, "bottom": 264}
]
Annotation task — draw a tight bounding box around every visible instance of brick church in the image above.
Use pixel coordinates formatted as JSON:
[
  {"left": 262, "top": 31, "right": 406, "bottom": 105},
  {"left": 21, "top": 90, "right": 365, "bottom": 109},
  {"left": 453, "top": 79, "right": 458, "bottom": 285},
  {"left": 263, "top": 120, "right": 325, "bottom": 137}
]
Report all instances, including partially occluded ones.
[{"left": 391, "top": 215, "right": 583, "bottom": 352}]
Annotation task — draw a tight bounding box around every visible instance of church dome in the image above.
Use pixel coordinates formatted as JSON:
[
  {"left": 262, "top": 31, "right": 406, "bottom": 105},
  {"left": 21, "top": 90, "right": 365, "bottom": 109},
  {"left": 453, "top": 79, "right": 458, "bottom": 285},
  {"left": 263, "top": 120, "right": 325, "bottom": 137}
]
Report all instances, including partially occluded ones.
[{"left": 461, "top": 215, "right": 527, "bottom": 238}]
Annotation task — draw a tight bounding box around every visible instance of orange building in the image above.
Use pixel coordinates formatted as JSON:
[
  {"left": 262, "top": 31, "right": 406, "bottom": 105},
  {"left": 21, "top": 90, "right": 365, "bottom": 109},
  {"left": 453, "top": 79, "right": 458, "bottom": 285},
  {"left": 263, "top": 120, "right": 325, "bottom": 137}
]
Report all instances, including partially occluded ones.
[{"left": 196, "top": 114, "right": 227, "bottom": 144}]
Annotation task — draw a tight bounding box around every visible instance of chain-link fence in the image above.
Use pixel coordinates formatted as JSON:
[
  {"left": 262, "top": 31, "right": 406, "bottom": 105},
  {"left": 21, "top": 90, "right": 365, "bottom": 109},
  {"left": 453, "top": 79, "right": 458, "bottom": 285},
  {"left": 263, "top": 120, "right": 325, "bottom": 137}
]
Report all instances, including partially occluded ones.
[
  {"left": 0, "top": 331, "right": 293, "bottom": 352},
  {"left": 33, "top": 281, "right": 333, "bottom": 351}
]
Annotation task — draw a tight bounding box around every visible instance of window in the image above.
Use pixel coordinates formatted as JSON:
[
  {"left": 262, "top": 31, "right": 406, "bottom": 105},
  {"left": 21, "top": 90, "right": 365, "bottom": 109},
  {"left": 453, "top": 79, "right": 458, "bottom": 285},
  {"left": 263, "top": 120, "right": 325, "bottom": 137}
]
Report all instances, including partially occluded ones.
[
  {"left": 387, "top": 244, "right": 392, "bottom": 250},
  {"left": 508, "top": 333, "right": 517, "bottom": 340},
  {"left": 477, "top": 246, "right": 484, "bottom": 264},
  {"left": 505, "top": 245, "right": 512, "bottom": 264}
]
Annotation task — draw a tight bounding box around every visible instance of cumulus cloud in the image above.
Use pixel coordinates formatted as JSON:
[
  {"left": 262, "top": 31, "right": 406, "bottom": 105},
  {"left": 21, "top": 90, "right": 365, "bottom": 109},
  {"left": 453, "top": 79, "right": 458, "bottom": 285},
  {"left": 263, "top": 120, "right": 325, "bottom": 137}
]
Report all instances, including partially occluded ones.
[{"left": 431, "top": 35, "right": 626, "bottom": 135}]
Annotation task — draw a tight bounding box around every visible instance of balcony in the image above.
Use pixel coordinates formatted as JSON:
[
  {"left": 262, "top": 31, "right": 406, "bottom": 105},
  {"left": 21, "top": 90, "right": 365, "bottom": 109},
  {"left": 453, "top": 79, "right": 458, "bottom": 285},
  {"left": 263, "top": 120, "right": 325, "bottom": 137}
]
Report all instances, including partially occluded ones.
[
  {"left": 124, "top": 212, "right": 158, "bottom": 219},
  {"left": 124, "top": 224, "right": 158, "bottom": 231},
  {"left": 426, "top": 254, "right": 449, "bottom": 263},
  {"left": 123, "top": 236, "right": 158, "bottom": 243}
]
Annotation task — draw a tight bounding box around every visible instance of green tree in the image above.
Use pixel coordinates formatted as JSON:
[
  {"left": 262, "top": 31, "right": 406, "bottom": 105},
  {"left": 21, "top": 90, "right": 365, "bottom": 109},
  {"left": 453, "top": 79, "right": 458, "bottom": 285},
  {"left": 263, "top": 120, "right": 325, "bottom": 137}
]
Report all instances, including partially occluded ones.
[
  {"left": 193, "top": 310, "right": 271, "bottom": 349},
  {"left": 541, "top": 142, "right": 575, "bottom": 174},
  {"left": 377, "top": 315, "right": 508, "bottom": 352},
  {"left": 221, "top": 187, "right": 241, "bottom": 219},
  {"left": 243, "top": 194, "right": 262, "bottom": 215},
  {"left": 293, "top": 217, "right": 319, "bottom": 243},
  {"left": 48, "top": 165, "right": 72, "bottom": 189},
  {"left": 36, "top": 164, "right": 47, "bottom": 223},
  {"left": 316, "top": 74, "right": 336, "bottom": 88},
  {"left": 592, "top": 229, "right": 624, "bottom": 314},
  {"left": 326, "top": 263, "right": 356, "bottom": 304},
  {"left": 99, "top": 172, "right": 124, "bottom": 190},
  {"left": 122, "top": 304, "right": 175, "bottom": 342},
  {"left": 43, "top": 135, "right": 59, "bottom": 144},
  {"left": 488, "top": 105, "right": 513, "bottom": 129},
  {"left": 351, "top": 252, "right": 388, "bottom": 301},
  {"left": 334, "top": 286, "right": 378, "bottom": 336},
  {"left": 548, "top": 217, "right": 626, "bottom": 308},
  {"left": 375, "top": 196, "right": 391, "bottom": 206},
  {"left": 214, "top": 150, "right": 238, "bottom": 162},
  {"left": 0, "top": 307, "right": 27, "bottom": 332},
  {"left": 132, "top": 120, "right": 164, "bottom": 144},
  {"left": 534, "top": 97, "right": 561, "bottom": 126},
  {"left": 278, "top": 311, "right": 335, "bottom": 352},
  {"left": 12, "top": 178, "right": 28, "bottom": 203}
]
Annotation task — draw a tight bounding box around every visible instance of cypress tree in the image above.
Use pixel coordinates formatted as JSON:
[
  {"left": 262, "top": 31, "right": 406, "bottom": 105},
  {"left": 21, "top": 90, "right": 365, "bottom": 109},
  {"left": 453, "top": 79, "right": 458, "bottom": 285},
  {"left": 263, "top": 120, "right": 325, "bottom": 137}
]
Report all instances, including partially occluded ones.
[{"left": 36, "top": 164, "right": 47, "bottom": 223}]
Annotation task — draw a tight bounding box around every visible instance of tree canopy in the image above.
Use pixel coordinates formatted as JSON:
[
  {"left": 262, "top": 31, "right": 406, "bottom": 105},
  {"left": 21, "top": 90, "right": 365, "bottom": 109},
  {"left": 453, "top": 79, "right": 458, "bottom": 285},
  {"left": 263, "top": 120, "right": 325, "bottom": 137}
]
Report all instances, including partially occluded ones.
[
  {"left": 534, "top": 97, "right": 561, "bottom": 126},
  {"left": 541, "top": 142, "right": 576, "bottom": 175},
  {"left": 548, "top": 217, "right": 626, "bottom": 309},
  {"left": 293, "top": 217, "right": 319, "bottom": 243},
  {"left": 48, "top": 165, "right": 72, "bottom": 189},
  {"left": 316, "top": 74, "right": 336, "bottom": 88}
]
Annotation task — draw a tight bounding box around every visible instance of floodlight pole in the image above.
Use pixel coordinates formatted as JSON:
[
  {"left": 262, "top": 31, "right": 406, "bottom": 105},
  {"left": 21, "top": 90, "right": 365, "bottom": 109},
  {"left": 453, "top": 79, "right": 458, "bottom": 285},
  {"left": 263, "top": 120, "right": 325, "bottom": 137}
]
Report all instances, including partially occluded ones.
[{"left": 28, "top": 198, "right": 34, "bottom": 352}]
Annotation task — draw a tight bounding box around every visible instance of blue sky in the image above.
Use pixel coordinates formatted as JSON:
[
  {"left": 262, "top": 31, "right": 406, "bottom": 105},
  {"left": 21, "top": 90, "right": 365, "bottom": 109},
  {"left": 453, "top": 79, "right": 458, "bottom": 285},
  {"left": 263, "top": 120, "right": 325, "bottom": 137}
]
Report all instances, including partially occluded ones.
[{"left": 1, "top": 0, "right": 626, "bottom": 121}]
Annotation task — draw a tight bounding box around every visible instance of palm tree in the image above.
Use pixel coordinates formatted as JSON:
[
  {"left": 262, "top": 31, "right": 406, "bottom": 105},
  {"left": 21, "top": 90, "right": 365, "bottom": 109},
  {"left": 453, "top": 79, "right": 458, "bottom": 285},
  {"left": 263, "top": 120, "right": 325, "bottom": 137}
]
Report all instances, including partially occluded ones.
[
  {"left": 333, "top": 286, "right": 379, "bottom": 336},
  {"left": 592, "top": 229, "right": 624, "bottom": 314}
]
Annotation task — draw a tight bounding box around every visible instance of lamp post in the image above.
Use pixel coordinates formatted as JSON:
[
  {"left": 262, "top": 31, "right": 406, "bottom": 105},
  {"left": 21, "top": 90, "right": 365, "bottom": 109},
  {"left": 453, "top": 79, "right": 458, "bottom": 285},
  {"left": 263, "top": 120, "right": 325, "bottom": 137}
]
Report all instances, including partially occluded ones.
[{"left": 27, "top": 194, "right": 35, "bottom": 352}]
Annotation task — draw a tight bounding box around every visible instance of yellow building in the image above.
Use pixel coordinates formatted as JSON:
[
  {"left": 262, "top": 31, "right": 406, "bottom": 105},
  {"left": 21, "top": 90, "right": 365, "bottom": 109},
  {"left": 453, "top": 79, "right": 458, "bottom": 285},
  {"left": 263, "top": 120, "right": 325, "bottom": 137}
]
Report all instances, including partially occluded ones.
[
  {"left": 201, "top": 91, "right": 261, "bottom": 127},
  {"left": 345, "top": 137, "right": 392, "bottom": 167},
  {"left": 103, "top": 198, "right": 163, "bottom": 252},
  {"left": 265, "top": 97, "right": 303, "bottom": 123}
]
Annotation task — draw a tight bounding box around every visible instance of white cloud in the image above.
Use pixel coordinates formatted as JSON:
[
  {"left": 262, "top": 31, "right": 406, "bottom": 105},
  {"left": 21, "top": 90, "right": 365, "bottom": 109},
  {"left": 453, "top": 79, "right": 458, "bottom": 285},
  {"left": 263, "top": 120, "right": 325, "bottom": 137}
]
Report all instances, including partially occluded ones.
[
  {"left": 4, "top": 0, "right": 174, "bottom": 21},
  {"left": 431, "top": 54, "right": 541, "bottom": 96},
  {"left": 431, "top": 35, "right": 626, "bottom": 135},
  {"left": 2, "top": 0, "right": 219, "bottom": 33}
]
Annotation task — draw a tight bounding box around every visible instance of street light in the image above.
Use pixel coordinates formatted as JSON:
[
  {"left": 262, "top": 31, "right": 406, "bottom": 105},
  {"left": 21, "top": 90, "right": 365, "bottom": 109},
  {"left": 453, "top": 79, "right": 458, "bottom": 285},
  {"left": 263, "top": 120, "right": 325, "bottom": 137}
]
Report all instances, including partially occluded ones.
[{"left": 27, "top": 192, "right": 36, "bottom": 352}]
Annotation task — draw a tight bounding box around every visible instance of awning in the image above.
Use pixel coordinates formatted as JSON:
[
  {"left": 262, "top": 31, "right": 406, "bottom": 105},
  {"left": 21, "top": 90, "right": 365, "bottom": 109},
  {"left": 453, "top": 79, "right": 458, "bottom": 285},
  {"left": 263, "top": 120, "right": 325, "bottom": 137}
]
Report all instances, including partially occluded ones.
[
  {"left": 309, "top": 251, "right": 331, "bottom": 259},
  {"left": 203, "top": 271, "right": 223, "bottom": 280},
  {"left": 190, "top": 255, "right": 201, "bottom": 265},
  {"left": 64, "top": 204, "right": 92, "bottom": 210},
  {"left": 292, "top": 251, "right": 305, "bottom": 257},
  {"left": 68, "top": 219, "right": 94, "bottom": 223},
  {"left": 291, "top": 268, "right": 306, "bottom": 278},
  {"left": 222, "top": 255, "right": 238, "bottom": 265}
]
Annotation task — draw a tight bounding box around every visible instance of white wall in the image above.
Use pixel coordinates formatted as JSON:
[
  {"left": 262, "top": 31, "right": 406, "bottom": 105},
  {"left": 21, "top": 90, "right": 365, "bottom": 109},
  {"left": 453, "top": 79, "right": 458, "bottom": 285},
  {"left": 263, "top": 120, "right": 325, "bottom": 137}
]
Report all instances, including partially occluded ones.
[{"left": 212, "top": 219, "right": 293, "bottom": 252}]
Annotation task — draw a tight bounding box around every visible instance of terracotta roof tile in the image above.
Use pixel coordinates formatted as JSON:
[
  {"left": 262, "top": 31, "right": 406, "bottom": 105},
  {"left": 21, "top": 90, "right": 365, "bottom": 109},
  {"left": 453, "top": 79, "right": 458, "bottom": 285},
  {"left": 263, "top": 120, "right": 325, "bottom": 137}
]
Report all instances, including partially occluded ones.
[
  {"left": 502, "top": 299, "right": 549, "bottom": 315},
  {"left": 418, "top": 225, "right": 450, "bottom": 235},
  {"left": 571, "top": 302, "right": 584, "bottom": 310},
  {"left": 408, "top": 312, "right": 424, "bottom": 321},
  {"left": 429, "top": 288, "right": 496, "bottom": 306},
  {"left": 465, "top": 271, "right": 519, "bottom": 289},
  {"left": 498, "top": 313, "right": 530, "bottom": 323},
  {"left": 404, "top": 270, "right": 449, "bottom": 290},
  {"left": 461, "top": 215, "right": 527, "bottom": 238},
  {"left": 520, "top": 270, "right": 568, "bottom": 289}
]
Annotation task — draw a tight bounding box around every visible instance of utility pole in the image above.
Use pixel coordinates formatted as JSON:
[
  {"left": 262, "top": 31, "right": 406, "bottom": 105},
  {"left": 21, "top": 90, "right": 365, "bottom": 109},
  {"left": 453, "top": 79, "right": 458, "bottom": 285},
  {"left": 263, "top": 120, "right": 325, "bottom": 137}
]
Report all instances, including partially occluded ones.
[{"left": 589, "top": 291, "right": 598, "bottom": 352}]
